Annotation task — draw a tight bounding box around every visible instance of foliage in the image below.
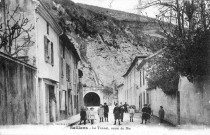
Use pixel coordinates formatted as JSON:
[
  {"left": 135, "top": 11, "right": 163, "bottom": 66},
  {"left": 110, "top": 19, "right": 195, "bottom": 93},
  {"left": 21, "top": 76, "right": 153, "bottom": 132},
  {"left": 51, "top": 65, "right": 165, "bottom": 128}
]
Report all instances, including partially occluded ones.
[
  {"left": 146, "top": 55, "right": 179, "bottom": 95},
  {"left": 0, "top": 5, "right": 34, "bottom": 56},
  {"left": 102, "top": 86, "right": 113, "bottom": 96},
  {"left": 138, "top": 0, "right": 210, "bottom": 94}
]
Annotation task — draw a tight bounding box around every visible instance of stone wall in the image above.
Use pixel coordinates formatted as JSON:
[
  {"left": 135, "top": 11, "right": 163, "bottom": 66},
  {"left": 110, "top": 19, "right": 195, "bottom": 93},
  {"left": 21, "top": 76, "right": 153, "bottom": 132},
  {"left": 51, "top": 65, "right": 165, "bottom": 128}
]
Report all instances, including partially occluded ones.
[
  {"left": 150, "top": 88, "right": 178, "bottom": 125},
  {"left": 0, "top": 53, "right": 37, "bottom": 125},
  {"left": 179, "top": 77, "right": 210, "bottom": 125}
]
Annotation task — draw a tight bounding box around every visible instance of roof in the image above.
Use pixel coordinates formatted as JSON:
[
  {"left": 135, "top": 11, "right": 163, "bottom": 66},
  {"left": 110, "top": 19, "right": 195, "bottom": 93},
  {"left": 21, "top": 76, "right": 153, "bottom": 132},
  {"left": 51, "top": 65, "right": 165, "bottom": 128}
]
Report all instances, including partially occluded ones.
[
  {"left": 60, "top": 34, "right": 81, "bottom": 61},
  {"left": 37, "top": 0, "right": 63, "bottom": 35},
  {"left": 122, "top": 56, "right": 148, "bottom": 77},
  {"left": 0, "top": 52, "right": 37, "bottom": 70},
  {"left": 137, "top": 48, "right": 166, "bottom": 71}
]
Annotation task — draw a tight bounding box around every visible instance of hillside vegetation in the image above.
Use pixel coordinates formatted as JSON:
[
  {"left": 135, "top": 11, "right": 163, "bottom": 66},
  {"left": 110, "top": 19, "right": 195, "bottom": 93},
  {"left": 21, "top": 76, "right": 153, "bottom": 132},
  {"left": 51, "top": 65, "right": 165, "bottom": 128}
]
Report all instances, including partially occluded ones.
[{"left": 43, "top": 0, "right": 164, "bottom": 86}]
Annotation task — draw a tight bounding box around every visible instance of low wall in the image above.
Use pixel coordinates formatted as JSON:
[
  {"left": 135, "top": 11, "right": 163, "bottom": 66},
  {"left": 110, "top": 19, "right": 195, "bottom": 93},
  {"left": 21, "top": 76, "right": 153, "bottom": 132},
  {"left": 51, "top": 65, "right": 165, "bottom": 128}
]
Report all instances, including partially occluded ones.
[
  {"left": 179, "top": 77, "right": 210, "bottom": 125},
  {"left": 0, "top": 54, "right": 37, "bottom": 125},
  {"left": 150, "top": 88, "right": 178, "bottom": 125}
]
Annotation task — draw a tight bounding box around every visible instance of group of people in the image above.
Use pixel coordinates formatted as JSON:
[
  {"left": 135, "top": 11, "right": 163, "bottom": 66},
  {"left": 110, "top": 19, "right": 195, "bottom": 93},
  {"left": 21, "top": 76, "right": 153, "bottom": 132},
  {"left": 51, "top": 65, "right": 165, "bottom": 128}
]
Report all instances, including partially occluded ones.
[
  {"left": 79, "top": 103, "right": 109, "bottom": 125},
  {"left": 113, "top": 102, "right": 135, "bottom": 125},
  {"left": 141, "top": 104, "right": 165, "bottom": 125},
  {"left": 80, "top": 102, "right": 165, "bottom": 125}
]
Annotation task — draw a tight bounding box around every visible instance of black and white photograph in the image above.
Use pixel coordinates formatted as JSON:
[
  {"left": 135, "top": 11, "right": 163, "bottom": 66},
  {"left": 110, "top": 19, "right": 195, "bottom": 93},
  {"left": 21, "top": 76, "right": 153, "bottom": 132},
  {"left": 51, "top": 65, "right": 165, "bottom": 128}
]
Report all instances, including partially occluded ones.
[{"left": 0, "top": 0, "right": 210, "bottom": 135}]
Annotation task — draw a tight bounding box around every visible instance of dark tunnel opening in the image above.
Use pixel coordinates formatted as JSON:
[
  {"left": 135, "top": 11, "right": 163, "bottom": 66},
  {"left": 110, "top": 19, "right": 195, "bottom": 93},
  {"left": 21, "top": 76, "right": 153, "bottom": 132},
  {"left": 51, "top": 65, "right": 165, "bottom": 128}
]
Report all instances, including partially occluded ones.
[{"left": 84, "top": 92, "right": 100, "bottom": 106}]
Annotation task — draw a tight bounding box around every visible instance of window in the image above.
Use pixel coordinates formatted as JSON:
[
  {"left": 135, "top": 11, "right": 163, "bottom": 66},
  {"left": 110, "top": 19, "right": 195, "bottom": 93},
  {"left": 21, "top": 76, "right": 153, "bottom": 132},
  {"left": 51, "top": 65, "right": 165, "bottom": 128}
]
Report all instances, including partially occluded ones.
[
  {"left": 74, "top": 95, "right": 77, "bottom": 108},
  {"left": 139, "top": 94, "right": 142, "bottom": 110},
  {"left": 140, "top": 71, "right": 142, "bottom": 87},
  {"left": 47, "top": 22, "right": 49, "bottom": 35},
  {"left": 44, "top": 36, "right": 54, "bottom": 66},
  {"left": 66, "top": 64, "right": 70, "bottom": 81},
  {"left": 45, "top": 84, "right": 49, "bottom": 113},
  {"left": 60, "top": 39, "right": 65, "bottom": 59},
  {"left": 44, "top": 36, "right": 49, "bottom": 63},
  {"left": 63, "top": 46, "right": 65, "bottom": 59},
  {"left": 143, "top": 70, "right": 145, "bottom": 85},
  {"left": 59, "top": 90, "right": 66, "bottom": 111},
  {"left": 51, "top": 42, "right": 54, "bottom": 66},
  {"left": 61, "top": 57, "right": 64, "bottom": 78},
  {"left": 147, "top": 93, "right": 149, "bottom": 104}
]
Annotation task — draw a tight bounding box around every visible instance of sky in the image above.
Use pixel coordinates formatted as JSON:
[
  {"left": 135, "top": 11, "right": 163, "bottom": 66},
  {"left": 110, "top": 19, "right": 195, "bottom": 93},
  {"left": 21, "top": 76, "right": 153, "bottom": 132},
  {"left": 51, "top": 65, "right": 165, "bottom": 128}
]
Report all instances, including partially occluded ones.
[{"left": 71, "top": 0, "right": 158, "bottom": 18}]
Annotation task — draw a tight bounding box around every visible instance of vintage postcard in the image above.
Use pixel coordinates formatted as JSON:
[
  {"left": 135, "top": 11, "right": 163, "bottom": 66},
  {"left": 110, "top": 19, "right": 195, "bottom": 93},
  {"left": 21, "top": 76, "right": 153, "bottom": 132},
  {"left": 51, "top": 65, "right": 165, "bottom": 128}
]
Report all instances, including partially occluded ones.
[{"left": 0, "top": 0, "right": 210, "bottom": 135}]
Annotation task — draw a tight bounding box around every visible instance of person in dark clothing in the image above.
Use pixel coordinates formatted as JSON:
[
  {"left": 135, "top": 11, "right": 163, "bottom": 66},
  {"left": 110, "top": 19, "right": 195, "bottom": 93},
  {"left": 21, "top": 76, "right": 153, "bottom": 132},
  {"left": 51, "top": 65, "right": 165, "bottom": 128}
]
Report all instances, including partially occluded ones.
[
  {"left": 159, "top": 106, "right": 165, "bottom": 124},
  {"left": 113, "top": 103, "right": 121, "bottom": 125},
  {"left": 103, "top": 103, "right": 109, "bottom": 122},
  {"left": 141, "top": 104, "right": 149, "bottom": 124},
  {"left": 79, "top": 107, "right": 87, "bottom": 125},
  {"left": 119, "top": 103, "right": 125, "bottom": 122},
  {"left": 123, "top": 102, "right": 128, "bottom": 113},
  {"left": 147, "top": 104, "right": 152, "bottom": 123}
]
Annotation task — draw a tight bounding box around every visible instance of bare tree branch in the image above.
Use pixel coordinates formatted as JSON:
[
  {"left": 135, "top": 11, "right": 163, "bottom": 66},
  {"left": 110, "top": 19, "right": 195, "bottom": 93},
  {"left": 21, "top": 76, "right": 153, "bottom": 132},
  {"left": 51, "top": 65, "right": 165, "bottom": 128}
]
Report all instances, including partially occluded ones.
[{"left": 0, "top": 4, "right": 34, "bottom": 56}]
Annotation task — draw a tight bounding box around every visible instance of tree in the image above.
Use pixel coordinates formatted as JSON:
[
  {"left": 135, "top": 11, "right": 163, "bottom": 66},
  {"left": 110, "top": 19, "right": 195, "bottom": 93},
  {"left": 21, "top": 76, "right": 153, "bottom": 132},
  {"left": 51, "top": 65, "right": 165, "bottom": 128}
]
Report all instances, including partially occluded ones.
[
  {"left": 138, "top": 0, "right": 210, "bottom": 94},
  {"left": 0, "top": 4, "right": 34, "bottom": 56},
  {"left": 102, "top": 86, "right": 113, "bottom": 103},
  {"left": 146, "top": 54, "right": 179, "bottom": 95}
]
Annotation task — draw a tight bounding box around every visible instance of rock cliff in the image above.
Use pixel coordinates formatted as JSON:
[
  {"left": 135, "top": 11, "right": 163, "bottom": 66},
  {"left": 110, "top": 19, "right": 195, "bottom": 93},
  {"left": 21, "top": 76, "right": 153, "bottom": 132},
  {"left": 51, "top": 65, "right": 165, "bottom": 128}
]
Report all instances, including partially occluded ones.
[{"left": 43, "top": 0, "right": 164, "bottom": 86}]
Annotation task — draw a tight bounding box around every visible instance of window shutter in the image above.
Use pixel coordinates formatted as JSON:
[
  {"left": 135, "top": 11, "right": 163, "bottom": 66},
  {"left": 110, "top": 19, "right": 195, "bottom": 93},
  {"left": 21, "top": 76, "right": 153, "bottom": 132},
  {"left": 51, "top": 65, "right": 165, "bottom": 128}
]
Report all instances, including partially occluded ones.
[
  {"left": 61, "top": 58, "right": 64, "bottom": 78},
  {"left": 51, "top": 42, "right": 54, "bottom": 66},
  {"left": 44, "top": 36, "right": 48, "bottom": 63},
  {"left": 66, "top": 64, "right": 70, "bottom": 81}
]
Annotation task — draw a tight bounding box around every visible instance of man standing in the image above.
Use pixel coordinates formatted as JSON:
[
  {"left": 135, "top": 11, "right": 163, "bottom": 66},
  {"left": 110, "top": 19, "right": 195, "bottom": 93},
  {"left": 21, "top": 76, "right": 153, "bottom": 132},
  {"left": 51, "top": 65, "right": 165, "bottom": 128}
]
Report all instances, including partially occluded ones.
[
  {"left": 141, "top": 104, "right": 148, "bottom": 124},
  {"left": 147, "top": 104, "right": 152, "bottom": 123},
  {"left": 103, "top": 102, "right": 109, "bottom": 122},
  {"left": 79, "top": 107, "right": 87, "bottom": 125},
  {"left": 159, "top": 106, "right": 165, "bottom": 124},
  {"left": 123, "top": 102, "right": 128, "bottom": 113},
  {"left": 113, "top": 103, "right": 121, "bottom": 125}
]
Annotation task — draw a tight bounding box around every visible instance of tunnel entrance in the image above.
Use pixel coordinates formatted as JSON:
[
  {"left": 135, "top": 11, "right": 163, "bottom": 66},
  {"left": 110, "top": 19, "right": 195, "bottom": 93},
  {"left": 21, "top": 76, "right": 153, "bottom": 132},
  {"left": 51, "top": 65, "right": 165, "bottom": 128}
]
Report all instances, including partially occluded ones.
[{"left": 84, "top": 92, "right": 100, "bottom": 106}]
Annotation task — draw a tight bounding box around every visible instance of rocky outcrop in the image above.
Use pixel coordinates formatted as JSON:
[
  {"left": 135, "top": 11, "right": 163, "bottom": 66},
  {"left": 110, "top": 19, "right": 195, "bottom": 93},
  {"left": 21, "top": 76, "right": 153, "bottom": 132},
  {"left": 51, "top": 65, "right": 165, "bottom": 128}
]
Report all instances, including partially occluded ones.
[{"left": 43, "top": 0, "right": 164, "bottom": 86}]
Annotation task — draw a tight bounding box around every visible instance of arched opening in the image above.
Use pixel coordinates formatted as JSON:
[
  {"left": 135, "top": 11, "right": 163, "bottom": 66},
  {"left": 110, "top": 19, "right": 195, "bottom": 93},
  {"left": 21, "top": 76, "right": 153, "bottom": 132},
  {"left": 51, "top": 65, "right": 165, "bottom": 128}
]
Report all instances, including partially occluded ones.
[{"left": 84, "top": 92, "right": 100, "bottom": 106}]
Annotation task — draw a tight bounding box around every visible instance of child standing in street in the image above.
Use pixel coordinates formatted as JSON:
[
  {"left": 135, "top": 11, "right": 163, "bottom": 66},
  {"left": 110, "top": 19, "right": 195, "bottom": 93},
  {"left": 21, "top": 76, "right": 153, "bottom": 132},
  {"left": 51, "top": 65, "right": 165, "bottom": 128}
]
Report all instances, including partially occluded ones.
[
  {"left": 79, "top": 107, "right": 87, "bottom": 125},
  {"left": 89, "top": 107, "right": 96, "bottom": 125},
  {"left": 98, "top": 104, "right": 104, "bottom": 122},
  {"left": 86, "top": 107, "right": 90, "bottom": 123},
  {"left": 113, "top": 103, "right": 121, "bottom": 125},
  {"left": 103, "top": 103, "right": 109, "bottom": 122},
  {"left": 128, "top": 106, "right": 135, "bottom": 122}
]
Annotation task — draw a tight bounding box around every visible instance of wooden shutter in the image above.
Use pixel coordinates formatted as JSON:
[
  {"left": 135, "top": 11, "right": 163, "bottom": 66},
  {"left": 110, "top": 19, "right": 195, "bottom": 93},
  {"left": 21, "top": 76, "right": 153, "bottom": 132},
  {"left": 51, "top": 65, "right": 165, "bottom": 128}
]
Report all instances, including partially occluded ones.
[
  {"left": 61, "top": 58, "right": 64, "bottom": 78},
  {"left": 51, "top": 42, "right": 54, "bottom": 66},
  {"left": 44, "top": 36, "right": 48, "bottom": 63},
  {"left": 66, "top": 64, "right": 70, "bottom": 81}
]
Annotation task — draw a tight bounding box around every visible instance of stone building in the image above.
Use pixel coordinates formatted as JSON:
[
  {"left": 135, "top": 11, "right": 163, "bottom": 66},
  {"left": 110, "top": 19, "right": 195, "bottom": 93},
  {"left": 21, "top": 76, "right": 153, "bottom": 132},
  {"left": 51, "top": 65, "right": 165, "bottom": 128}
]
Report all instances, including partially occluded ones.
[
  {"left": 0, "top": 0, "right": 83, "bottom": 124},
  {"left": 136, "top": 49, "right": 180, "bottom": 125},
  {"left": 135, "top": 49, "right": 210, "bottom": 126},
  {"left": 121, "top": 56, "right": 148, "bottom": 111},
  {"left": 59, "top": 34, "right": 82, "bottom": 120}
]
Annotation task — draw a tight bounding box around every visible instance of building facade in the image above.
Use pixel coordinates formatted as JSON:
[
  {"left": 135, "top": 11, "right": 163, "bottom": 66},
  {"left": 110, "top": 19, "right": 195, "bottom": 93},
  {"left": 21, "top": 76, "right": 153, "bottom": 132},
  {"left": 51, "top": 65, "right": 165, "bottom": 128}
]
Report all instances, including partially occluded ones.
[
  {"left": 0, "top": 0, "right": 83, "bottom": 124},
  {"left": 137, "top": 49, "right": 179, "bottom": 125},
  {"left": 59, "top": 34, "right": 82, "bottom": 120},
  {"left": 121, "top": 56, "right": 148, "bottom": 111}
]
